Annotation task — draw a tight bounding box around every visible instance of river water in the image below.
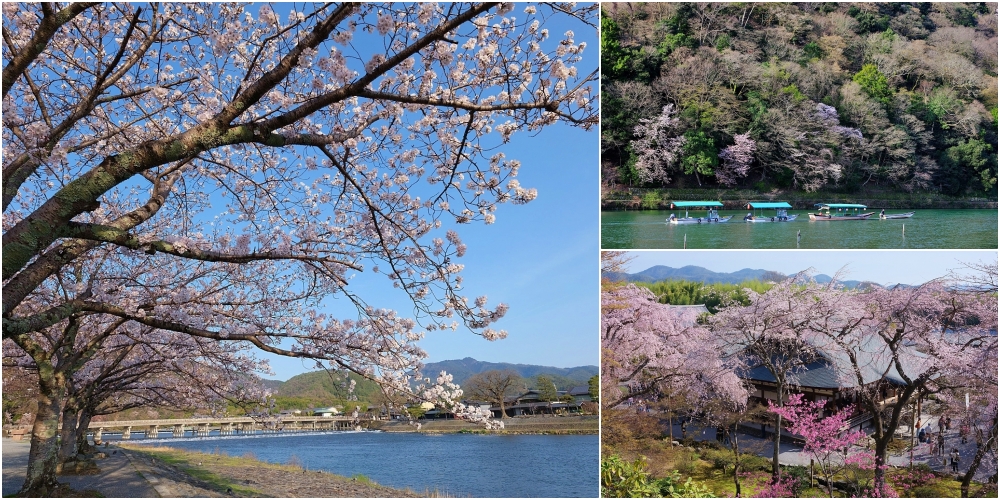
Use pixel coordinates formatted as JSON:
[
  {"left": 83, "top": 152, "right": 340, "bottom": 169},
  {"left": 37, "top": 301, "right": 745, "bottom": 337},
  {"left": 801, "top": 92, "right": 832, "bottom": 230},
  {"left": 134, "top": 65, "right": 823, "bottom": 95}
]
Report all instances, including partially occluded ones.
[
  {"left": 601, "top": 209, "right": 998, "bottom": 249},
  {"left": 125, "top": 431, "right": 598, "bottom": 497}
]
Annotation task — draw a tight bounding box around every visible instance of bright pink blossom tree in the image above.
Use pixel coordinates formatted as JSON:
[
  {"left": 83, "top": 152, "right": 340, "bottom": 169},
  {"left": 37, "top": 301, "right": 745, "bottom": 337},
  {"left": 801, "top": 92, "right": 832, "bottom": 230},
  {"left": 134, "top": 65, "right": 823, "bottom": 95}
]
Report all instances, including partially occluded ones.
[{"left": 768, "top": 393, "right": 871, "bottom": 498}]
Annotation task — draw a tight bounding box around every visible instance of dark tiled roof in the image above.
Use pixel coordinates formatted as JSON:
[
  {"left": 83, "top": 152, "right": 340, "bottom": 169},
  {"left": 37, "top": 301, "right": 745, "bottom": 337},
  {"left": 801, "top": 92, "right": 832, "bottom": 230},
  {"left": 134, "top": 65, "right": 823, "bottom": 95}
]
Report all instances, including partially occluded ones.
[{"left": 741, "top": 335, "right": 931, "bottom": 389}]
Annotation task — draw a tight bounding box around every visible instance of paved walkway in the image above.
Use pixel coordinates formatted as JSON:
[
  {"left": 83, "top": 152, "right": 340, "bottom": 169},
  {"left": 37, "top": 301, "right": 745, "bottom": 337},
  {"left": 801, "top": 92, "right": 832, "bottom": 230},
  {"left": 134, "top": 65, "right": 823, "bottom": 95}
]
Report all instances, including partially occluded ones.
[
  {"left": 2, "top": 439, "right": 160, "bottom": 497},
  {"left": 664, "top": 411, "right": 991, "bottom": 482}
]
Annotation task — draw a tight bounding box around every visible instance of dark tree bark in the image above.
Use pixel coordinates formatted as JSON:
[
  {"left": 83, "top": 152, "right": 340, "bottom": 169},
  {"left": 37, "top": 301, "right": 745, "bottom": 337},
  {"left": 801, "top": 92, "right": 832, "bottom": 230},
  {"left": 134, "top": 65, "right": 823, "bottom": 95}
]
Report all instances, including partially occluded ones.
[{"left": 20, "top": 371, "right": 66, "bottom": 496}]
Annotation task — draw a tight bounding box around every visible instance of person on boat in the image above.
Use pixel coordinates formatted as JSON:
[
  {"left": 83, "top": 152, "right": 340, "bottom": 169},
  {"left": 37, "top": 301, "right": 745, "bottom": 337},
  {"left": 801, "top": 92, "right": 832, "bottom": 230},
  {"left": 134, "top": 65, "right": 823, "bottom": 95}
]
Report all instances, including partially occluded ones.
[
  {"left": 669, "top": 213, "right": 677, "bottom": 222},
  {"left": 744, "top": 212, "right": 753, "bottom": 221},
  {"left": 880, "top": 209, "right": 885, "bottom": 218}
]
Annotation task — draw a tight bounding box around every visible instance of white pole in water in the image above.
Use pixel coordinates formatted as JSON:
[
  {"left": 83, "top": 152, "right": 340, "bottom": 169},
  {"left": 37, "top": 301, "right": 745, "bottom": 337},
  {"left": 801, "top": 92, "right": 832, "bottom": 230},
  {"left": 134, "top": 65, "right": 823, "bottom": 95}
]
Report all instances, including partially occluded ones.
[
  {"left": 902, "top": 224, "right": 905, "bottom": 236},
  {"left": 683, "top": 234, "right": 687, "bottom": 249},
  {"left": 796, "top": 230, "right": 801, "bottom": 247}
]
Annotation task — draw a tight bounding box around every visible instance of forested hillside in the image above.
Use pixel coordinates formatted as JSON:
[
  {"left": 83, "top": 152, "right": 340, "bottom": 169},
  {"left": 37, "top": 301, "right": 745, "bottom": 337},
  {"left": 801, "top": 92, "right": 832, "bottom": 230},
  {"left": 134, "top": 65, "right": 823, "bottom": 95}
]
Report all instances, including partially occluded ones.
[{"left": 602, "top": 2, "right": 998, "bottom": 196}]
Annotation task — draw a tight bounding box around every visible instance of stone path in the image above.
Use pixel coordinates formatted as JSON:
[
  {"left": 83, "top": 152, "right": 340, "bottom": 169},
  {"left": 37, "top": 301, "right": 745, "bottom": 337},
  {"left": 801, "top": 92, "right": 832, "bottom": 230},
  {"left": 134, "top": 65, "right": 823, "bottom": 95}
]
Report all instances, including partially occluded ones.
[
  {"left": 664, "top": 411, "right": 992, "bottom": 482},
  {"left": 2, "top": 439, "right": 161, "bottom": 497}
]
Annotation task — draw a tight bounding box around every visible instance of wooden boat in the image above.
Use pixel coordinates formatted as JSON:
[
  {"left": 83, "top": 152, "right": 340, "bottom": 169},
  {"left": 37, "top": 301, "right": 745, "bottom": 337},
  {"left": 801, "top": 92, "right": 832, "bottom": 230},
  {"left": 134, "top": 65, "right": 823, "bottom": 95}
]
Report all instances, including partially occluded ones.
[
  {"left": 743, "top": 202, "right": 797, "bottom": 222},
  {"left": 808, "top": 204, "right": 874, "bottom": 221},
  {"left": 667, "top": 201, "right": 731, "bottom": 224},
  {"left": 879, "top": 211, "right": 915, "bottom": 220}
]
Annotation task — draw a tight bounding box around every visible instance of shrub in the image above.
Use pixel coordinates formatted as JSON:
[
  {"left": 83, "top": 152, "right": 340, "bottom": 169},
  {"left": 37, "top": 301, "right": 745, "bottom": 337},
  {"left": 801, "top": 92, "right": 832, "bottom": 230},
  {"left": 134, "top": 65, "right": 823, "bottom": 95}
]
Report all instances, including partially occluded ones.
[
  {"left": 601, "top": 454, "right": 660, "bottom": 498},
  {"left": 653, "top": 471, "right": 715, "bottom": 498}
]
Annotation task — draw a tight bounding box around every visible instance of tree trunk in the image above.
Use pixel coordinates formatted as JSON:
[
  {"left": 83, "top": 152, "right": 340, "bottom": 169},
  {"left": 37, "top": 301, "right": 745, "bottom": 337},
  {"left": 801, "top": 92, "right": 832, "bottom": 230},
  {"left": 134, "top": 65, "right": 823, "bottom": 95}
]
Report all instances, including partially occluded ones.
[
  {"left": 772, "top": 384, "right": 784, "bottom": 482},
  {"left": 732, "top": 431, "right": 742, "bottom": 497},
  {"left": 75, "top": 411, "right": 95, "bottom": 455},
  {"left": 57, "top": 403, "right": 81, "bottom": 470},
  {"left": 20, "top": 376, "right": 65, "bottom": 496},
  {"left": 961, "top": 419, "right": 998, "bottom": 498},
  {"left": 873, "top": 437, "right": 890, "bottom": 496}
]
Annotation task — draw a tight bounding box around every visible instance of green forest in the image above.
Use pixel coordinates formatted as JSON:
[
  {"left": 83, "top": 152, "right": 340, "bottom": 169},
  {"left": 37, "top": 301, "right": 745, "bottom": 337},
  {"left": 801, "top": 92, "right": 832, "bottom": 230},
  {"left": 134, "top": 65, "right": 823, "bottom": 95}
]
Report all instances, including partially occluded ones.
[
  {"left": 602, "top": 2, "right": 998, "bottom": 196},
  {"left": 634, "top": 279, "right": 775, "bottom": 312}
]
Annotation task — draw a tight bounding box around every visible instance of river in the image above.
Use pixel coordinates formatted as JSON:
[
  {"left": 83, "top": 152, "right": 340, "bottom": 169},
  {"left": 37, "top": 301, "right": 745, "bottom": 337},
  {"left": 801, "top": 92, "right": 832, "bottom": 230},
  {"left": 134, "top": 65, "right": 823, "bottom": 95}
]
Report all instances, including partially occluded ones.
[
  {"left": 124, "top": 431, "right": 598, "bottom": 497},
  {"left": 601, "top": 209, "right": 998, "bottom": 249}
]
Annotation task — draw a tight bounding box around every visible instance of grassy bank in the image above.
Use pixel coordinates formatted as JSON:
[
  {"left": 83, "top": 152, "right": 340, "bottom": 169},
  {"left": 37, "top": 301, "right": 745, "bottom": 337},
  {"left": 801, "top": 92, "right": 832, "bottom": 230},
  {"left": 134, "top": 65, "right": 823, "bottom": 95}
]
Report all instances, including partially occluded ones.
[
  {"left": 120, "top": 444, "right": 419, "bottom": 497},
  {"left": 602, "top": 187, "right": 998, "bottom": 210},
  {"left": 374, "top": 415, "right": 599, "bottom": 434}
]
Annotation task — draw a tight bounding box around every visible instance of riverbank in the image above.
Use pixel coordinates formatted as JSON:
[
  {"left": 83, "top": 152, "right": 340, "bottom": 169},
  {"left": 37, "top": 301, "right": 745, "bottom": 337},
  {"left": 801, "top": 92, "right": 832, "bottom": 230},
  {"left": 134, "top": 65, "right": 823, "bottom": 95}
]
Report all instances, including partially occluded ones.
[
  {"left": 1, "top": 438, "right": 417, "bottom": 497},
  {"left": 119, "top": 444, "right": 420, "bottom": 497},
  {"left": 602, "top": 187, "right": 998, "bottom": 210},
  {"left": 373, "top": 414, "right": 599, "bottom": 434}
]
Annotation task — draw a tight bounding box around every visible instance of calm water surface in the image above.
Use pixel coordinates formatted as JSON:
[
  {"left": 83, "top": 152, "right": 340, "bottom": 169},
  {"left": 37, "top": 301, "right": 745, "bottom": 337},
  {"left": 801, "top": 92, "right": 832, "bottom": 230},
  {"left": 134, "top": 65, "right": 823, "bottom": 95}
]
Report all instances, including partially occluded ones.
[
  {"left": 601, "top": 209, "right": 998, "bottom": 249},
  {"left": 128, "top": 431, "right": 597, "bottom": 497}
]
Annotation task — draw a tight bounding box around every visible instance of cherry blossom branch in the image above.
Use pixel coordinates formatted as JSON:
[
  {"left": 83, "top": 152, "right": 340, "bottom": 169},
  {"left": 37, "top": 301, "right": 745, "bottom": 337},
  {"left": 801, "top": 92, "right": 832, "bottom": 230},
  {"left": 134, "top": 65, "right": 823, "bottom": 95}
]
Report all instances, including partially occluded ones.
[{"left": 2, "top": 3, "right": 99, "bottom": 97}]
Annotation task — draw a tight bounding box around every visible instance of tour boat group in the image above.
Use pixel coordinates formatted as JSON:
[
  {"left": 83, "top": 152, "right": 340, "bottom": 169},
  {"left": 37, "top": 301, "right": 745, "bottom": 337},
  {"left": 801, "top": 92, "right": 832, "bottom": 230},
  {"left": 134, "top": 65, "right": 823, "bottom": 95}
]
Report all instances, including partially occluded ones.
[
  {"left": 666, "top": 201, "right": 732, "bottom": 224},
  {"left": 662, "top": 201, "right": 915, "bottom": 224}
]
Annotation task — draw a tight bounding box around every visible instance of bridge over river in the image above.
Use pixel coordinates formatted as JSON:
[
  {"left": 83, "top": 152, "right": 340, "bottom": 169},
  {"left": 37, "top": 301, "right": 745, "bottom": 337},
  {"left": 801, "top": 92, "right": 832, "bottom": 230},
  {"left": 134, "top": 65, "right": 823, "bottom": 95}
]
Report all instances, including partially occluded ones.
[{"left": 87, "top": 416, "right": 367, "bottom": 442}]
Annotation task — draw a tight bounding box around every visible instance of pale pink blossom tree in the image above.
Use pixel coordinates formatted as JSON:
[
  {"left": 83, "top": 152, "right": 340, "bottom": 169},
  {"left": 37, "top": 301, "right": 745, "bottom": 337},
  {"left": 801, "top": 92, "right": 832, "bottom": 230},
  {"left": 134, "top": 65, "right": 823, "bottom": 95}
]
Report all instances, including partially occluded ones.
[
  {"left": 805, "top": 278, "right": 997, "bottom": 495},
  {"left": 3, "top": 3, "right": 597, "bottom": 495},
  {"left": 716, "top": 132, "right": 755, "bottom": 187},
  {"left": 601, "top": 282, "right": 746, "bottom": 411},
  {"left": 630, "top": 104, "right": 687, "bottom": 185},
  {"left": 709, "top": 274, "right": 839, "bottom": 482}
]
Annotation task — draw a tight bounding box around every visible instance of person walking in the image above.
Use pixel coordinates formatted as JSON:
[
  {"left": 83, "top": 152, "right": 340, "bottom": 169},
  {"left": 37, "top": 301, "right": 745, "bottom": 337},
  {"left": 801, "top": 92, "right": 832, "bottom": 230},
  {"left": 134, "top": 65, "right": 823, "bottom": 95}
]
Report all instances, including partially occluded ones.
[
  {"left": 937, "top": 432, "right": 945, "bottom": 456},
  {"left": 950, "top": 449, "right": 960, "bottom": 473}
]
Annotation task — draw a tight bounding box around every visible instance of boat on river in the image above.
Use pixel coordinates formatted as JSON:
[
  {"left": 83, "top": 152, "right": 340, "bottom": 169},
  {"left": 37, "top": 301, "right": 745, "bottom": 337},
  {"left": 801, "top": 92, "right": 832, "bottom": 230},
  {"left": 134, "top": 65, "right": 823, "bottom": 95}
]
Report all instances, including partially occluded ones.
[
  {"left": 743, "top": 202, "right": 797, "bottom": 222},
  {"left": 808, "top": 203, "right": 874, "bottom": 221},
  {"left": 879, "top": 210, "right": 915, "bottom": 219},
  {"left": 667, "top": 201, "right": 731, "bottom": 224}
]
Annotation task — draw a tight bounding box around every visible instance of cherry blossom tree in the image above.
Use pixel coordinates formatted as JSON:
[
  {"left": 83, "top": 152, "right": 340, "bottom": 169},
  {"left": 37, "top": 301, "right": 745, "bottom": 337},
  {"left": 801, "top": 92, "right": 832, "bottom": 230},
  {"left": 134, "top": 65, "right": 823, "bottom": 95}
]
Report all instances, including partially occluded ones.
[
  {"left": 937, "top": 261, "right": 998, "bottom": 498},
  {"left": 709, "top": 275, "right": 836, "bottom": 481},
  {"left": 630, "top": 104, "right": 687, "bottom": 185},
  {"left": 716, "top": 132, "right": 755, "bottom": 186},
  {"left": 768, "top": 393, "right": 871, "bottom": 498},
  {"left": 805, "top": 279, "right": 997, "bottom": 495},
  {"left": 3, "top": 3, "right": 597, "bottom": 495},
  {"left": 601, "top": 282, "right": 746, "bottom": 411}
]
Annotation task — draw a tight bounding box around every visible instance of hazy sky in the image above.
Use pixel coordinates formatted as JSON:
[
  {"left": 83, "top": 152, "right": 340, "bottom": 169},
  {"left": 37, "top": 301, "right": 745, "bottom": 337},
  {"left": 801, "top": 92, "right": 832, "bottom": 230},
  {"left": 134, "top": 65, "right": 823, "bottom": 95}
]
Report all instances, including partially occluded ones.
[
  {"left": 264, "top": 8, "right": 600, "bottom": 381},
  {"left": 623, "top": 250, "right": 998, "bottom": 286}
]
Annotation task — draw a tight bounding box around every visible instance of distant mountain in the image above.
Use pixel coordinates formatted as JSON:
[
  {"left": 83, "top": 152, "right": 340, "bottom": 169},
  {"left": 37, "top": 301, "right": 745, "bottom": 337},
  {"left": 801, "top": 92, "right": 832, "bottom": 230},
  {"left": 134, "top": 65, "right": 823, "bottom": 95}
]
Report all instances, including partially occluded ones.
[
  {"left": 259, "top": 378, "right": 284, "bottom": 392},
  {"left": 607, "top": 265, "right": 872, "bottom": 289},
  {"left": 273, "top": 370, "right": 381, "bottom": 404},
  {"left": 422, "top": 357, "right": 598, "bottom": 388},
  {"left": 263, "top": 359, "right": 597, "bottom": 411}
]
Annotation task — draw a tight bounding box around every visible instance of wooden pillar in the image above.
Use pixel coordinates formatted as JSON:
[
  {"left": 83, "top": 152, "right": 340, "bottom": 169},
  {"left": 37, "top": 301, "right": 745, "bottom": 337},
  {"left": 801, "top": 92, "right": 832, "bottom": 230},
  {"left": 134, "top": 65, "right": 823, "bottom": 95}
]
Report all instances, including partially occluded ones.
[
  {"left": 173, "top": 424, "right": 184, "bottom": 437},
  {"left": 122, "top": 426, "right": 131, "bottom": 440},
  {"left": 148, "top": 425, "right": 158, "bottom": 439}
]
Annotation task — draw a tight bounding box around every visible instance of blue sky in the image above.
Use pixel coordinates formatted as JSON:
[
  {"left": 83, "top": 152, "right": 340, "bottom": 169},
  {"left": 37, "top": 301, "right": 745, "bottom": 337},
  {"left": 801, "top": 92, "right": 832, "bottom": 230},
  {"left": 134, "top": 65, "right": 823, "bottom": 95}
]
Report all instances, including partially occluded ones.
[
  {"left": 263, "top": 6, "right": 600, "bottom": 380},
  {"left": 623, "top": 250, "right": 998, "bottom": 286}
]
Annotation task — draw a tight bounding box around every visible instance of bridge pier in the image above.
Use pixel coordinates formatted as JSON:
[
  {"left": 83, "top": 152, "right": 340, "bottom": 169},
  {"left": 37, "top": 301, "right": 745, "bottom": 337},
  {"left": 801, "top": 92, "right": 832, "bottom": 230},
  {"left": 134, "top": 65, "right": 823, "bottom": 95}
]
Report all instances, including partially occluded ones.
[
  {"left": 221, "top": 423, "right": 233, "bottom": 436},
  {"left": 148, "top": 425, "right": 159, "bottom": 439},
  {"left": 173, "top": 424, "right": 185, "bottom": 437},
  {"left": 94, "top": 428, "right": 103, "bottom": 445},
  {"left": 196, "top": 423, "right": 210, "bottom": 437},
  {"left": 122, "top": 426, "right": 131, "bottom": 440}
]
